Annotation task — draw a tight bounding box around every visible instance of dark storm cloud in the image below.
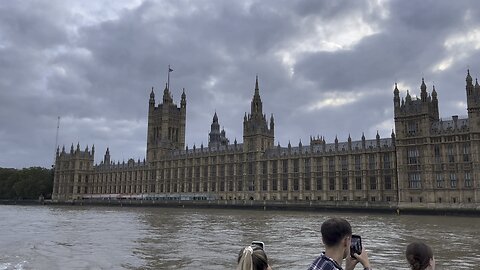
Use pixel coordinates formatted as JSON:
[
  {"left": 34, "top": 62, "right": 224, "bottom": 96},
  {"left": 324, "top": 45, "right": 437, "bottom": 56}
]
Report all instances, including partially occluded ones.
[
  {"left": 1, "top": 0, "right": 480, "bottom": 168},
  {"left": 295, "top": 0, "right": 480, "bottom": 141}
]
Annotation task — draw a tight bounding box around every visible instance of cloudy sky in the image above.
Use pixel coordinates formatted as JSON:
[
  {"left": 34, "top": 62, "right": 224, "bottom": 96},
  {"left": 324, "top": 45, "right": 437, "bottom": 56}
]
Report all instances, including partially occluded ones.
[{"left": 1, "top": 0, "right": 480, "bottom": 168}]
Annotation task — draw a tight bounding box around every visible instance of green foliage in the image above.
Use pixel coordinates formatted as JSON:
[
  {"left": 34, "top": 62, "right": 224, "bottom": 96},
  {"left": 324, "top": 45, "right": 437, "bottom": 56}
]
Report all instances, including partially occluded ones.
[{"left": 0, "top": 167, "right": 53, "bottom": 200}]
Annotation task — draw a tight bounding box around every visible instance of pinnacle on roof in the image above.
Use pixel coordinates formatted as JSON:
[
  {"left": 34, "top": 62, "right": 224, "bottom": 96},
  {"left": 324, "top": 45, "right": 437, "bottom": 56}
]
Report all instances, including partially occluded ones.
[
  {"left": 150, "top": 87, "right": 155, "bottom": 99},
  {"left": 406, "top": 90, "right": 412, "bottom": 102},
  {"left": 466, "top": 69, "right": 473, "bottom": 83}
]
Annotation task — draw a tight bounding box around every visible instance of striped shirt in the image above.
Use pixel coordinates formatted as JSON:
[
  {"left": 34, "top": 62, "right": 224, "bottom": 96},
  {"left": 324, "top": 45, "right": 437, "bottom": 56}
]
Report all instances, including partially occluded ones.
[{"left": 307, "top": 253, "right": 343, "bottom": 270}]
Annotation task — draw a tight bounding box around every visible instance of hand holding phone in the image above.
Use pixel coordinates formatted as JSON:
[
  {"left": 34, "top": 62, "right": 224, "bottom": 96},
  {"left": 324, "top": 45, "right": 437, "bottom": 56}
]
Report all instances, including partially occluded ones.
[
  {"left": 251, "top": 241, "right": 265, "bottom": 250},
  {"left": 350, "top": 235, "right": 362, "bottom": 258}
]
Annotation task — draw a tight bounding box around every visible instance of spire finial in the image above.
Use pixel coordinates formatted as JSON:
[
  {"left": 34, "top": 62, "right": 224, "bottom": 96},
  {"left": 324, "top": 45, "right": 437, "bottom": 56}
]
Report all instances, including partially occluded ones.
[
  {"left": 150, "top": 87, "right": 155, "bottom": 99},
  {"left": 466, "top": 69, "right": 473, "bottom": 83},
  {"left": 255, "top": 74, "right": 259, "bottom": 93}
]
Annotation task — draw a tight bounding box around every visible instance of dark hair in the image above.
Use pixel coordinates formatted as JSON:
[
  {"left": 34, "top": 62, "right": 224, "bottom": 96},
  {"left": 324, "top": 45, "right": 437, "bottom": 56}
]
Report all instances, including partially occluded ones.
[
  {"left": 321, "top": 218, "right": 352, "bottom": 246},
  {"left": 406, "top": 242, "right": 433, "bottom": 270},
  {"left": 237, "top": 245, "right": 269, "bottom": 270}
]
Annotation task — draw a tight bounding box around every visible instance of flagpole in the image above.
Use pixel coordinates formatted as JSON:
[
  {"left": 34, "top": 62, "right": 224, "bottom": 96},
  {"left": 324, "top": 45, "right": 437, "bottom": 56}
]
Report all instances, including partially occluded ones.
[{"left": 167, "top": 65, "right": 170, "bottom": 90}]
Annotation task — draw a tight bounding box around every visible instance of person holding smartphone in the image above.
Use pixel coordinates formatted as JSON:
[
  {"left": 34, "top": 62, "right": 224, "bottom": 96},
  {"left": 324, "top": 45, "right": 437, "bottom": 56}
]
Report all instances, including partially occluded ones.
[
  {"left": 237, "top": 242, "right": 272, "bottom": 270},
  {"left": 307, "top": 218, "right": 371, "bottom": 270}
]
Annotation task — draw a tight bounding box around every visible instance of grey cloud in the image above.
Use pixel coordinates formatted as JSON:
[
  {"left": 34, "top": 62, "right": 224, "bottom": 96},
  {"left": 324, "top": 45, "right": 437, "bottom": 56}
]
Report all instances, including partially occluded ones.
[{"left": 1, "top": 0, "right": 480, "bottom": 168}]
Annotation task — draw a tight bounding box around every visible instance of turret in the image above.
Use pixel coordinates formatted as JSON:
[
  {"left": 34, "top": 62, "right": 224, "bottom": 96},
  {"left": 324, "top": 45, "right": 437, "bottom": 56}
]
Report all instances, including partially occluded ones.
[
  {"left": 466, "top": 69, "right": 473, "bottom": 96},
  {"left": 420, "top": 78, "right": 427, "bottom": 102},
  {"left": 208, "top": 111, "right": 228, "bottom": 147},
  {"left": 104, "top": 147, "right": 110, "bottom": 165},
  {"left": 393, "top": 83, "right": 400, "bottom": 108},
  {"left": 270, "top": 114, "right": 274, "bottom": 131},
  {"left": 181, "top": 88, "right": 186, "bottom": 108},
  {"left": 405, "top": 90, "right": 412, "bottom": 103},
  {"left": 466, "top": 69, "right": 480, "bottom": 132},
  {"left": 361, "top": 133, "right": 366, "bottom": 149},
  {"left": 163, "top": 83, "right": 172, "bottom": 104},
  {"left": 348, "top": 134, "right": 352, "bottom": 150},
  {"left": 149, "top": 87, "right": 155, "bottom": 108},
  {"left": 376, "top": 131, "right": 380, "bottom": 148}
]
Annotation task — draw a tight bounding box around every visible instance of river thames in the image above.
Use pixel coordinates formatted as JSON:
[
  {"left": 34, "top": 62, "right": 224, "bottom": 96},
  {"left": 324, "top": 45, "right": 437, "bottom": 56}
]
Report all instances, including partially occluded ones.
[{"left": 0, "top": 205, "right": 479, "bottom": 270}]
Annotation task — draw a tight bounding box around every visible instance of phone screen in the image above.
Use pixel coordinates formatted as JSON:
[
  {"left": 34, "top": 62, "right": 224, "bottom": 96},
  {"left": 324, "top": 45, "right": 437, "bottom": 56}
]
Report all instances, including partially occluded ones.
[{"left": 350, "top": 235, "right": 362, "bottom": 258}]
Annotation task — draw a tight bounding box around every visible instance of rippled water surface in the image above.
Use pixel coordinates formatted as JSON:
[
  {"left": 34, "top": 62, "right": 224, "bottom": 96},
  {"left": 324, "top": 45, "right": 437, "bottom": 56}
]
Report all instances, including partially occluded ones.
[{"left": 0, "top": 205, "right": 479, "bottom": 269}]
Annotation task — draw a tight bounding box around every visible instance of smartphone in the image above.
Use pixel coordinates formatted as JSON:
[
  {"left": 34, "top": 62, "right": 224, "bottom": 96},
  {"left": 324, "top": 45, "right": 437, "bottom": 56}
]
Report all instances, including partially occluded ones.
[
  {"left": 350, "top": 235, "right": 362, "bottom": 258},
  {"left": 251, "top": 241, "right": 265, "bottom": 250}
]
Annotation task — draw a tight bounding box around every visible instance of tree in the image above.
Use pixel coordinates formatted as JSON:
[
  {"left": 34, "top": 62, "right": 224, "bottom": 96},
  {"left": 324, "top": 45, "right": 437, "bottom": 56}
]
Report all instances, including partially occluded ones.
[{"left": 0, "top": 167, "right": 53, "bottom": 200}]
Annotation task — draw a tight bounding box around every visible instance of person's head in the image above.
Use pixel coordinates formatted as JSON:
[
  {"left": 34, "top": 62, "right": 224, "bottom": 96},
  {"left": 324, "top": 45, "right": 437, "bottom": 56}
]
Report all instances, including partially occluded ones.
[
  {"left": 406, "top": 242, "right": 435, "bottom": 270},
  {"left": 237, "top": 245, "right": 271, "bottom": 270},
  {"left": 321, "top": 218, "right": 352, "bottom": 258}
]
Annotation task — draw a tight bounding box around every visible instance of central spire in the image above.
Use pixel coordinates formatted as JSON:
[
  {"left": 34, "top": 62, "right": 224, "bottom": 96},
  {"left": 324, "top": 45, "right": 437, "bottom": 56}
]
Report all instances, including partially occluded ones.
[{"left": 251, "top": 75, "right": 263, "bottom": 116}]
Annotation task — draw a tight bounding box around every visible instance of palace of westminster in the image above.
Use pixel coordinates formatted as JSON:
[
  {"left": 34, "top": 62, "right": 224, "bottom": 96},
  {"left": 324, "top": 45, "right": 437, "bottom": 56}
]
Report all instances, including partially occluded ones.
[{"left": 53, "top": 71, "right": 480, "bottom": 208}]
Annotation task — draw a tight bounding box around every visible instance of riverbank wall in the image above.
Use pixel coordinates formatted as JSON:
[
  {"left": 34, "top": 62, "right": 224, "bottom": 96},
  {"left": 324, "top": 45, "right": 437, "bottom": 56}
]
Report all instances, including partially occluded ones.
[{"left": 3, "top": 199, "right": 479, "bottom": 216}]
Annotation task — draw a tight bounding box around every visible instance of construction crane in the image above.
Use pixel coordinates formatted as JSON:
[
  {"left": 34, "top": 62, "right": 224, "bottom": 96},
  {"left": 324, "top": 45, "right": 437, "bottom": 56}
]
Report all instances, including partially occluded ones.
[{"left": 53, "top": 116, "right": 60, "bottom": 168}]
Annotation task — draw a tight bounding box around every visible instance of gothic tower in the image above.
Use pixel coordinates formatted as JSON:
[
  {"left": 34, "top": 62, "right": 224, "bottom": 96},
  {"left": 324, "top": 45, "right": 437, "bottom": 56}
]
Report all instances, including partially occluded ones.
[
  {"left": 243, "top": 76, "right": 274, "bottom": 152},
  {"left": 394, "top": 78, "right": 440, "bottom": 202},
  {"left": 52, "top": 143, "right": 94, "bottom": 201},
  {"left": 208, "top": 112, "right": 229, "bottom": 147},
  {"left": 146, "top": 84, "right": 186, "bottom": 163},
  {"left": 466, "top": 70, "right": 480, "bottom": 132},
  {"left": 394, "top": 78, "right": 439, "bottom": 139}
]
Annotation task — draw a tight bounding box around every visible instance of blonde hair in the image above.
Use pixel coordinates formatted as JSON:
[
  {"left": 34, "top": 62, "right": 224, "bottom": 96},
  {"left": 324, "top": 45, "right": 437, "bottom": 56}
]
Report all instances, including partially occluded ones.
[{"left": 236, "top": 245, "right": 269, "bottom": 270}]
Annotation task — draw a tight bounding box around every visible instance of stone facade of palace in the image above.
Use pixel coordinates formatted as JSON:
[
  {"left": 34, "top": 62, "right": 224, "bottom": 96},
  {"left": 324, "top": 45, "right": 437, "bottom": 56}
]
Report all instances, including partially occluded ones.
[{"left": 53, "top": 73, "right": 480, "bottom": 208}]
